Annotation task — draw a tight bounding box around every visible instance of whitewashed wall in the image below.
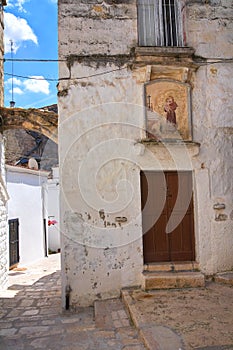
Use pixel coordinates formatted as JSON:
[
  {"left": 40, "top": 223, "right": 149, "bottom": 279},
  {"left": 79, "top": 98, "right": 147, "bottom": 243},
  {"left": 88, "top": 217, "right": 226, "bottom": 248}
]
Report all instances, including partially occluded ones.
[
  {"left": 6, "top": 166, "right": 48, "bottom": 266},
  {"left": 0, "top": 3, "right": 8, "bottom": 290},
  {"left": 0, "top": 136, "right": 8, "bottom": 289},
  {"left": 58, "top": 0, "right": 233, "bottom": 307},
  {"left": 47, "top": 167, "right": 60, "bottom": 252},
  {"left": 186, "top": 1, "right": 233, "bottom": 274}
]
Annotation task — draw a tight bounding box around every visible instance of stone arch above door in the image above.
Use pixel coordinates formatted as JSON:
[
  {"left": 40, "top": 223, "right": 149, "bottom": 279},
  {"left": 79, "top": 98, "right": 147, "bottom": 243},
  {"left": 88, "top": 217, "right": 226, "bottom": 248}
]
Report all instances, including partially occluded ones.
[{"left": 0, "top": 107, "right": 58, "bottom": 143}]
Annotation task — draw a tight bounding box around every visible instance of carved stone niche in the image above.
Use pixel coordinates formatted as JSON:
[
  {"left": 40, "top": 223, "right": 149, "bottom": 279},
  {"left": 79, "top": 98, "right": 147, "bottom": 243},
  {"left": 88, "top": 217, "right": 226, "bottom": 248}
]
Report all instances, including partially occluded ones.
[
  {"left": 131, "top": 45, "right": 197, "bottom": 143},
  {"left": 144, "top": 79, "right": 192, "bottom": 142}
]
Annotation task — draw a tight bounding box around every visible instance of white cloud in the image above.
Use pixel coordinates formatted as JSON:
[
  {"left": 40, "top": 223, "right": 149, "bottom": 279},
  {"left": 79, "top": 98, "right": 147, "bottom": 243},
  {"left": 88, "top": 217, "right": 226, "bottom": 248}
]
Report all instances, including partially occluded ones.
[
  {"left": 5, "top": 76, "right": 50, "bottom": 98},
  {"left": 4, "top": 12, "right": 38, "bottom": 54},
  {"left": 23, "top": 76, "right": 50, "bottom": 95},
  {"left": 6, "top": 0, "right": 29, "bottom": 13},
  {"left": 5, "top": 77, "right": 22, "bottom": 87},
  {"left": 10, "top": 87, "right": 24, "bottom": 95}
]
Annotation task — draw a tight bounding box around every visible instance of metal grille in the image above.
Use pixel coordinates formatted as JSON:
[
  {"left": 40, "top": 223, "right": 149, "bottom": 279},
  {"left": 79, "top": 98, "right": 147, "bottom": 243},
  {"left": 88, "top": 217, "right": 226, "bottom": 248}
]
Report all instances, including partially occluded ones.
[{"left": 137, "top": 0, "right": 184, "bottom": 47}]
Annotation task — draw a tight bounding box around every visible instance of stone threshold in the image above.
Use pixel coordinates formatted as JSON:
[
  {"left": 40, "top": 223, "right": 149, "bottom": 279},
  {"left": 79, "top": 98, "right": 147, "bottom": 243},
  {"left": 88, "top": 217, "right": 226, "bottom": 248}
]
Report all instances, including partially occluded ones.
[
  {"left": 214, "top": 271, "right": 233, "bottom": 286},
  {"left": 142, "top": 271, "right": 205, "bottom": 290},
  {"left": 144, "top": 261, "right": 200, "bottom": 272}
]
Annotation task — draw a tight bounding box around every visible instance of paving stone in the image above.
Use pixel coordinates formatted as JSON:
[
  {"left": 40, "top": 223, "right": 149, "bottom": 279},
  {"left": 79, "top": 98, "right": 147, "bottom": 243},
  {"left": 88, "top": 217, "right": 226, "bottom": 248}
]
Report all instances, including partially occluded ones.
[
  {"left": 18, "top": 325, "right": 50, "bottom": 335},
  {"left": 22, "top": 309, "right": 39, "bottom": 316},
  {"left": 140, "top": 325, "right": 183, "bottom": 350},
  {"left": 0, "top": 254, "right": 146, "bottom": 350},
  {"left": 0, "top": 328, "right": 17, "bottom": 336},
  {"left": 7, "top": 309, "right": 21, "bottom": 317},
  {"left": 196, "top": 347, "right": 233, "bottom": 350},
  {"left": 123, "top": 346, "right": 146, "bottom": 350},
  {"left": 41, "top": 319, "right": 56, "bottom": 325},
  {"left": 0, "top": 321, "right": 13, "bottom": 328},
  {"left": 18, "top": 299, "right": 34, "bottom": 307},
  {"left": 95, "top": 298, "right": 132, "bottom": 330}
]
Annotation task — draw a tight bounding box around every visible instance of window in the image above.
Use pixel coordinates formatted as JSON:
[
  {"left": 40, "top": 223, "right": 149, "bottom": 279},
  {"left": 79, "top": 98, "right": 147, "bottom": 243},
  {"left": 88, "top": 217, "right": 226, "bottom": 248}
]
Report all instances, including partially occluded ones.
[{"left": 137, "top": 0, "right": 184, "bottom": 47}]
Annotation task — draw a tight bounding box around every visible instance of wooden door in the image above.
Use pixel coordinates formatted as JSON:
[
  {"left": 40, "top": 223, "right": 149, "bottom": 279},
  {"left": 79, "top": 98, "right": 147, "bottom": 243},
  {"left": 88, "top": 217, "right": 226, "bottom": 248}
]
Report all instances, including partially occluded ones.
[
  {"left": 9, "top": 219, "right": 19, "bottom": 268},
  {"left": 141, "top": 171, "right": 195, "bottom": 263}
]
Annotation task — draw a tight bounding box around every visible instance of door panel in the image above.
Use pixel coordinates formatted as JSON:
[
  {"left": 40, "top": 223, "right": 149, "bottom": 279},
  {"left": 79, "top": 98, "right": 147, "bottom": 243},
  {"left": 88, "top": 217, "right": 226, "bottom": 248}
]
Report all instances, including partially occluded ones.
[
  {"left": 141, "top": 172, "right": 169, "bottom": 262},
  {"left": 141, "top": 171, "right": 195, "bottom": 263},
  {"left": 9, "top": 219, "right": 19, "bottom": 268}
]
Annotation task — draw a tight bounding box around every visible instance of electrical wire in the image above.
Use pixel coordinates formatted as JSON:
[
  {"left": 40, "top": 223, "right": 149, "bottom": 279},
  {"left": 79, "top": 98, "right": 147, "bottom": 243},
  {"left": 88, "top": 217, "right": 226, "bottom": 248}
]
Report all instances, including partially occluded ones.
[
  {"left": 3, "top": 58, "right": 65, "bottom": 62},
  {"left": 3, "top": 58, "right": 233, "bottom": 82},
  {"left": 2, "top": 57, "right": 233, "bottom": 63},
  {"left": 5, "top": 72, "right": 58, "bottom": 81},
  {"left": 4, "top": 66, "right": 128, "bottom": 82}
]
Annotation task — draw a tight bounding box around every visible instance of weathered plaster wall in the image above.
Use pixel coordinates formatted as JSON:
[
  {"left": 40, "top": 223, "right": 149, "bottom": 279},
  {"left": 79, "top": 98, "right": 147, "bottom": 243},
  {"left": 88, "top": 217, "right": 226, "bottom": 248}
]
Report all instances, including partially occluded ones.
[
  {"left": 0, "top": 137, "right": 8, "bottom": 289},
  {"left": 186, "top": 0, "right": 233, "bottom": 58},
  {"left": 59, "top": 72, "right": 145, "bottom": 307},
  {"left": 58, "top": 0, "right": 233, "bottom": 306},
  {"left": 59, "top": 0, "right": 137, "bottom": 58},
  {"left": 59, "top": 0, "right": 144, "bottom": 307},
  {"left": 0, "top": 3, "right": 8, "bottom": 289},
  {"left": 186, "top": 0, "right": 233, "bottom": 273},
  {"left": 0, "top": 5, "right": 4, "bottom": 107},
  {"left": 47, "top": 167, "right": 60, "bottom": 252}
]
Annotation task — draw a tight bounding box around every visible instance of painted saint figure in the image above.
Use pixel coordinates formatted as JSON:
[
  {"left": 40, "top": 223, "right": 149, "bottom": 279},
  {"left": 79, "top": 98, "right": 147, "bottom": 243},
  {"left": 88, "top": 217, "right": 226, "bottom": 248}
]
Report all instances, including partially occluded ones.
[{"left": 164, "top": 96, "right": 178, "bottom": 125}]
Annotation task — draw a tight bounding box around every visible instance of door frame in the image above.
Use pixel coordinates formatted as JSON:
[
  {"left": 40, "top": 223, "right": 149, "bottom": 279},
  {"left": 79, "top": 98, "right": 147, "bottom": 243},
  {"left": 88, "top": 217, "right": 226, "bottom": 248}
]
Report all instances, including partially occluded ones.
[{"left": 140, "top": 170, "right": 196, "bottom": 263}]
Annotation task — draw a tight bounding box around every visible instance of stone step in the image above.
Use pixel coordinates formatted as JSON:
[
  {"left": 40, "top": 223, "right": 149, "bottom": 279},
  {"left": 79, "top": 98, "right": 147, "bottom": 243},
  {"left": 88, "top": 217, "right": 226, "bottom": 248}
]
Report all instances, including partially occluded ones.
[
  {"left": 142, "top": 271, "right": 205, "bottom": 290},
  {"left": 144, "top": 261, "right": 199, "bottom": 272},
  {"left": 215, "top": 271, "right": 233, "bottom": 286}
]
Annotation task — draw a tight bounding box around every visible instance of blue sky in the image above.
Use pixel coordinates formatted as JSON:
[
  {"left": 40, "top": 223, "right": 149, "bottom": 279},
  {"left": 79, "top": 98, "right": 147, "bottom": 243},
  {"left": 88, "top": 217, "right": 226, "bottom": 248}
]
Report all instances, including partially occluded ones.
[{"left": 4, "top": 0, "right": 58, "bottom": 108}]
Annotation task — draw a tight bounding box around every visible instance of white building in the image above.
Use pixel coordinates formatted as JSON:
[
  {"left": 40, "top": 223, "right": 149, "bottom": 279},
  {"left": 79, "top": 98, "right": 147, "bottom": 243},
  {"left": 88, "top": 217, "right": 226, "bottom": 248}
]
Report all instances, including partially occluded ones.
[
  {"left": 58, "top": 0, "right": 233, "bottom": 307},
  {"left": 6, "top": 165, "right": 49, "bottom": 266},
  {"left": 0, "top": 0, "right": 8, "bottom": 290},
  {"left": 0, "top": 141, "right": 8, "bottom": 288},
  {"left": 47, "top": 167, "right": 60, "bottom": 253}
]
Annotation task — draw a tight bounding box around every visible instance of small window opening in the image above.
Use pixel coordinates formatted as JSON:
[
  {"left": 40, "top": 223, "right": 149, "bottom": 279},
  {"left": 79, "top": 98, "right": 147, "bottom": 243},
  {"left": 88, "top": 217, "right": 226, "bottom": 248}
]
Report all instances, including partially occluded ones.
[{"left": 137, "top": 0, "right": 184, "bottom": 47}]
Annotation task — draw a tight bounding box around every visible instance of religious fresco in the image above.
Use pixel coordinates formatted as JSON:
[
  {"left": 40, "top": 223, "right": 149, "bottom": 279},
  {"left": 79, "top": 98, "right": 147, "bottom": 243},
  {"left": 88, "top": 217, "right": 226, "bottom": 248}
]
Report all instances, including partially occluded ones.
[{"left": 145, "top": 80, "right": 192, "bottom": 141}]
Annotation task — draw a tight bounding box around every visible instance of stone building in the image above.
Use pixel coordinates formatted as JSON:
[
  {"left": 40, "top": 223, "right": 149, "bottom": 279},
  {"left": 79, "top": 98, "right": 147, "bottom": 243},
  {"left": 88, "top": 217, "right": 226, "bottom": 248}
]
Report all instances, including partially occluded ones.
[
  {"left": 0, "top": 0, "right": 8, "bottom": 290},
  {"left": 58, "top": 0, "right": 233, "bottom": 307},
  {"left": 4, "top": 104, "right": 59, "bottom": 171}
]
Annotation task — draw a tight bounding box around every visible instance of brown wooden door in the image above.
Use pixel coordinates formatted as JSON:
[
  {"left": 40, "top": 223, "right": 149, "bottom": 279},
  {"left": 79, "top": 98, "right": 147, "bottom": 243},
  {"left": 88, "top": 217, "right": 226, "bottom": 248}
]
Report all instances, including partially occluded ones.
[{"left": 141, "top": 171, "right": 195, "bottom": 263}]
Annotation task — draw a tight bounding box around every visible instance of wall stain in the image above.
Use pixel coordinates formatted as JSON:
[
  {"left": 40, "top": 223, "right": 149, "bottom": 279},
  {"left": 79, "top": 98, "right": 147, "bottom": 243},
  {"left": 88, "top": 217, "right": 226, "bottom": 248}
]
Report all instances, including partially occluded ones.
[{"left": 99, "top": 209, "right": 105, "bottom": 221}]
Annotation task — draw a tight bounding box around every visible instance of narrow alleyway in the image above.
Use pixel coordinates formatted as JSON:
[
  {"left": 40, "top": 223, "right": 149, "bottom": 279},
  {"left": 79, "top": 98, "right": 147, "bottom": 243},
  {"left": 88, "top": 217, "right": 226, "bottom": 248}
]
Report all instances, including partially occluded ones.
[
  {"left": 0, "top": 254, "right": 145, "bottom": 350},
  {"left": 1, "top": 253, "right": 233, "bottom": 350}
]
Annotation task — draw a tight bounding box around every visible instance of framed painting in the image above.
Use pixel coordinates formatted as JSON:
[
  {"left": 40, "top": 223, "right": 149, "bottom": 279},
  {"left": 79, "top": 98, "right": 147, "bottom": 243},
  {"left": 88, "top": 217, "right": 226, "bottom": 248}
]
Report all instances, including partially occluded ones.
[{"left": 145, "top": 79, "right": 192, "bottom": 141}]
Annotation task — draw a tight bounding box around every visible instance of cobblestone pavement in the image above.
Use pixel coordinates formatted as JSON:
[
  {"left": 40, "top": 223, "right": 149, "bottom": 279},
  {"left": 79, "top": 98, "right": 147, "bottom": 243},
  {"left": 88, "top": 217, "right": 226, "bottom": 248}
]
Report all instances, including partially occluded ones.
[
  {"left": 0, "top": 254, "right": 145, "bottom": 350},
  {"left": 122, "top": 282, "right": 233, "bottom": 350}
]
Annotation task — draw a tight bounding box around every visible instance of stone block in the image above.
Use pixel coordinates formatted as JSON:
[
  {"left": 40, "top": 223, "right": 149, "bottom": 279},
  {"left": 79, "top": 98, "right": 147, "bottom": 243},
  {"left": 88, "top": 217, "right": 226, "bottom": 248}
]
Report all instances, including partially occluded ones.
[
  {"left": 215, "top": 272, "right": 233, "bottom": 286},
  {"left": 142, "top": 271, "right": 205, "bottom": 290},
  {"left": 144, "top": 263, "right": 173, "bottom": 272}
]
